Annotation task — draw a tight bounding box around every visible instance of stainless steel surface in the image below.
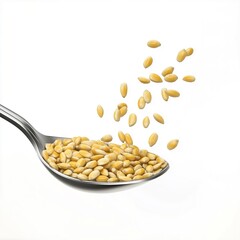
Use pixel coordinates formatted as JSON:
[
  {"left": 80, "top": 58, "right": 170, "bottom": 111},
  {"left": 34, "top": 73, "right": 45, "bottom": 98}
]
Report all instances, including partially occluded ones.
[{"left": 0, "top": 104, "right": 169, "bottom": 186}]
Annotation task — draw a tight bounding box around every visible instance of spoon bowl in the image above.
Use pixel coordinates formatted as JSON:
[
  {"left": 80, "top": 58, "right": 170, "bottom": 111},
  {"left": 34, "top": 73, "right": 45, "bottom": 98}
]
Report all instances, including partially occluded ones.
[{"left": 0, "top": 104, "right": 169, "bottom": 186}]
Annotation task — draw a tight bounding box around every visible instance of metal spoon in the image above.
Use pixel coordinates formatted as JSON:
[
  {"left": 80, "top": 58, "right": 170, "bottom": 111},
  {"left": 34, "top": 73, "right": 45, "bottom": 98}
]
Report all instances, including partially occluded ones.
[{"left": 0, "top": 104, "right": 169, "bottom": 186}]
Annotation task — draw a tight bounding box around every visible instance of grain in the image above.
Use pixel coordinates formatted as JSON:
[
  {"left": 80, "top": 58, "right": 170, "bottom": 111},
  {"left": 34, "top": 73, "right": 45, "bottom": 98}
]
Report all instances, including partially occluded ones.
[
  {"left": 98, "top": 158, "right": 110, "bottom": 166},
  {"left": 161, "top": 88, "right": 169, "bottom": 101},
  {"left": 138, "top": 96, "right": 146, "bottom": 109},
  {"left": 88, "top": 170, "right": 100, "bottom": 180},
  {"left": 138, "top": 77, "right": 150, "bottom": 84},
  {"left": 186, "top": 48, "right": 194, "bottom": 56},
  {"left": 153, "top": 113, "right": 164, "bottom": 124},
  {"left": 164, "top": 74, "right": 178, "bottom": 82},
  {"left": 97, "top": 105, "right": 104, "bottom": 118},
  {"left": 129, "top": 113, "right": 137, "bottom": 127},
  {"left": 118, "top": 131, "right": 125, "bottom": 143},
  {"left": 143, "top": 56, "right": 153, "bottom": 68},
  {"left": 114, "top": 109, "right": 120, "bottom": 121},
  {"left": 147, "top": 40, "right": 161, "bottom": 48},
  {"left": 177, "top": 49, "right": 187, "bottom": 62},
  {"left": 148, "top": 133, "right": 158, "bottom": 147},
  {"left": 162, "top": 66, "right": 174, "bottom": 77},
  {"left": 149, "top": 73, "right": 162, "bottom": 83},
  {"left": 143, "top": 90, "right": 152, "bottom": 103},
  {"left": 101, "top": 134, "right": 113, "bottom": 142},
  {"left": 143, "top": 116, "right": 150, "bottom": 128},
  {"left": 125, "top": 133, "right": 133, "bottom": 145},
  {"left": 167, "top": 139, "right": 179, "bottom": 150},
  {"left": 183, "top": 75, "right": 195, "bottom": 82},
  {"left": 119, "top": 106, "right": 128, "bottom": 117},
  {"left": 166, "top": 89, "right": 180, "bottom": 97},
  {"left": 120, "top": 83, "right": 128, "bottom": 98},
  {"left": 117, "top": 102, "right": 127, "bottom": 109}
]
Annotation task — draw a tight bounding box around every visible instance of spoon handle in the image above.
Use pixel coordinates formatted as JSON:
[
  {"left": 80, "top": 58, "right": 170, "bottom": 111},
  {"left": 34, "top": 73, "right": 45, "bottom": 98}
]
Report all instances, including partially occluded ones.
[{"left": 0, "top": 104, "right": 44, "bottom": 150}]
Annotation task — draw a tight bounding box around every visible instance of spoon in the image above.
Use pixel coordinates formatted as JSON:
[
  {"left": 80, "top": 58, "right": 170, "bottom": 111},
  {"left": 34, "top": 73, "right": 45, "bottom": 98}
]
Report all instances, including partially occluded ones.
[{"left": 0, "top": 104, "right": 169, "bottom": 186}]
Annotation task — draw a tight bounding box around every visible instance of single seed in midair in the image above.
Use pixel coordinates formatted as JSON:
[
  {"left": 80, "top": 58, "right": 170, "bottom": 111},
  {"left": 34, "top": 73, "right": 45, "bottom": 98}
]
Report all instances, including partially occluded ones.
[
  {"left": 149, "top": 73, "right": 162, "bottom": 83},
  {"left": 138, "top": 96, "right": 146, "bottom": 109},
  {"left": 162, "top": 66, "right": 174, "bottom": 77},
  {"left": 118, "top": 131, "right": 125, "bottom": 143},
  {"left": 167, "top": 139, "right": 179, "bottom": 150},
  {"left": 148, "top": 133, "right": 158, "bottom": 147},
  {"left": 186, "top": 48, "right": 194, "bottom": 56},
  {"left": 183, "top": 75, "right": 195, "bottom": 82},
  {"left": 128, "top": 113, "right": 137, "bottom": 127},
  {"left": 143, "top": 90, "right": 152, "bottom": 103},
  {"left": 177, "top": 49, "right": 187, "bottom": 62},
  {"left": 147, "top": 40, "right": 161, "bottom": 48},
  {"left": 153, "top": 113, "right": 164, "bottom": 124},
  {"left": 138, "top": 77, "right": 150, "bottom": 84},
  {"left": 97, "top": 105, "right": 104, "bottom": 118},
  {"left": 143, "top": 56, "right": 153, "bottom": 68},
  {"left": 164, "top": 74, "right": 178, "bottom": 82},
  {"left": 143, "top": 116, "right": 150, "bottom": 128},
  {"left": 161, "top": 88, "right": 169, "bottom": 101},
  {"left": 125, "top": 133, "right": 133, "bottom": 145},
  {"left": 120, "top": 83, "right": 128, "bottom": 98},
  {"left": 166, "top": 89, "right": 180, "bottom": 97},
  {"left": 114, "top": 109, "right": 120, "bottom": 122}
]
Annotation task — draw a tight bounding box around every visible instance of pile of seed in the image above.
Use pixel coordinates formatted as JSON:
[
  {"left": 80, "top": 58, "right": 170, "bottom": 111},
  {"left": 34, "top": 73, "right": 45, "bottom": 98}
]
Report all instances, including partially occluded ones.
[{"left": 42, "top": 136, "right": 167, "bottom": 182}]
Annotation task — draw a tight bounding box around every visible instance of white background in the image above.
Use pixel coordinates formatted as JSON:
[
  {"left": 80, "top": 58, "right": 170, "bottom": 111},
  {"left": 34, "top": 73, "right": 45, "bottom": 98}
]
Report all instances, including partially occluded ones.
[{"left": 0, "top": 0, "right": 240, "bottom": 239}]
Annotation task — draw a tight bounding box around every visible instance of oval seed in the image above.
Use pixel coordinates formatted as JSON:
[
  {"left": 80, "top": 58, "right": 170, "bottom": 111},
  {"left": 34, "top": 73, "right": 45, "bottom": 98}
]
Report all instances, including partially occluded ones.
[
  {"left": 162, "top": 66, "right": 174, "bottom": 77},
  {"left": 138, "top": 96, "right": 146, "bottom": 109},
  {"left": 183, "top": 75, "right": 195, "bottom": 82},
  {"left": 143, "top": 116, "right": 150, "bottom": 128},
  {"left": 164, "top": 74, "right": 178, "bottom": 82},
  {"left": 85, "top": 160, "right": 97, "bottom": 169},
  {"left": 135, "top": 168, "right": 145, "bottom": 175},
  {"left": 177, "top": 49, "right": 187, "bottom": 62},
  {"left": 118, "top": 102, "right": 127, "bottom": 109},
  {"left": 114, "top": 109, "right": 120, "bottom": 122},
  {"left": 149, "top": 73, "right": 162, "bottom": 83},
  {"left": 108, "top": 177, "right": 119, "bottom": 182},
  {"left": 98, "top": 158, "right": 110, "bottom": 166},
  {"left": 161, "top": 88, "right": 169, "bottom": 101},
  {"left": 143, "top": 90, "right": 152, "bottom": 103},
  {"left": 186, "top": 48, "right": 194, "bottom": 56},
  {"left": 63, "top": 169, "right": 72, "bottom": 176},
  {"left": 78, "top": 173, "right": 88, "bottom": 180},
  {"left": 167, "top": 139, "right": 179, "bottom": 150},
  {"left": 143, "top": 56, "right": 153, "bottom": 68},
  {"left": 118, "top": 131, "right": 125, "bottom": 143},
  {"left": 148, "top": 133, "right": 158, "bottom": 147},
  {"left": 88, "top": 170, "right": 100, "bottom": 180},
  {"left": 101, "top": 134, "right": 113, "bottom": 142},
  {"left": 138, "top": 77, "right": 150, "bottom": 84},
  {"left": 125, "top": 133, "right": 133, "bottom": 145},
  {"left": 153, "top": 113, "right": 164, "bottom": 124},
  {"left": 96, "top": 175, "right": 109, "bottom": 182},
  {"left": 147, "top": 40, "right": 161, "bottom": 48},
  {"left": 119, "top": 106, "right": 128, "bottom": 117},
  {"left": 166, "top": 89, "right": 180, "bottom": 97},
  {"left": 120, "top": 83, "right": 128, "bottom": 98},
  {"left": 97, "top": 105, "right": 104, "bottom": 118},
  {"left": 128, "top": 113, "right": 137, "bottom": 127}
]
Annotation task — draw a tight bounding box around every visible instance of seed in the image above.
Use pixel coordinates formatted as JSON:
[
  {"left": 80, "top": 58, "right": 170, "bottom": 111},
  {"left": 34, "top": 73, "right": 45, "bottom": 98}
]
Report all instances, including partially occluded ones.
[
  {"left": 101, "top": 134, "right": 113, "bottom": 142},
  {"left": 108, "top": 177, "right": 119, "bottom": 182},
  {"left": 133, "top": 175, "right": 144, "bottom": 180},
  {"left": 65, "top": 149, "right": 72, "bottom": 159},
  {"left": 120, "top": 83, "right": 128, "bottom": 98},
  {"left": 96, "top": 175, "right": 108, "bottom": 182},
  {"left": 79, "top": 150, "right": 92, "bottom": 158},
  {"left": 140, "top": 157, "right": 150, "bottom": 164},
  {"left": 123, "top": 160, "right": 131, "bottom": 167},
  {"left": 112, "top": 161, "right": 123, "bottom": 170},
  {"left": 91, "top": 154, "right": 104, "bottom": 161},
  {"left": 63, "top": 169, "right": 72, "bottom": 176},
  {"left": 118, "top": 131, "right": 125, "bottom": 143},
  {"left": 118, "top": 176, "right": 132, "bottom": 181},
  {"left": 109, "top": 172, "right": 117, "bottom": 178},
  {"left": 82, "top": 169, "right": 92, "bottom": 176},
  {"left": 183, "top": 75, "right": 195, "bottom": 82},
  {"left": 143, "top": 90, "right": 152, "bottom": 103},
  {"left": 101, "top": 169, "right": 108, "bottom": 176},
  {"left": 162, "top": 66, "right": 174, "bottom": 77},
  {"left": 74, "top": 167, "right": 84, "bottom": 173},
  {"left": 143, "top": 116, "right": 150, "bottom": 128},
  {"left": 143, "top": 56, "right": 153, "bottom": 68},
  {"left": 146, "top": 165, "right": 154, "bottom": 173},
  {"left": 57, "top": 163, "right": 71, "bottom": 170},
  {"left": 138, "top": 77, "right": 150, "bottom": 84},
  {"left": 85, "top": 160, "right": 97, "bottom": 169},
  {"left": 166, "top": 89, "right": 180, "bottom": 97},
  {"left": 49, "top": 161, "right": 59, "bottom": 170},
  {"left": 76, "top": 158, "right": 86, "bottom": 167},
  {"left": 114, "top": 109, "right": 120, "bottom": 122},
  {"left": 177, "top": 49, "right": 187, "bottom": 62},
  {"left": 149, "top": 73, "right": 162, "bottom": 83},
  {"left": 147, "top": 40, "right": 161, "bottom": 48},
  {"left": 186, "top": 48, "right": 194, "bottom": 56},
  {"left": 153, "top": 163, "right": 162, "bottom": 171},
  {"left": 54, "top": 145, "right": 62, "bottom": 153},
  {"left": 74, "top": 137, "right": 81, "bottom": 145},
  {"left": 148, "top": 133, "right": 158, "bottom": 147},
  {"left": 164, "top": 74, "right": 178, "bottom": 82},
  {"left": 122, "top": 167, "right": 134, "bottom": 175},
  {"left": 72, "top": 173, "right": 78, "bottom": 178},
  {"left": 125, "top": 133, "right": 133, "bottom": 145},
  {"left": 88, "top": 170, "right": 100, "bottom": 180},
  {"left": 153, "top": 113, "right": 164, "bottom": 124},
  {"left": 135, "top": 168, "right": 145, "bottom": 175},
  {"left": 78, "top": 173, "right": 88, "bottom": 180},
  {"left": 118, "top": 102, "right": 127, "bottom": 109},
  {"left": 98, "top": 158, "right": 110, "bottom": 166},
  {"left": 167, "top": 139, "right": 179, "bottom": 150},
  {"left": 119, "top": 106, "right": 128, "bottom": 117},
  {"left": 161, "top": 88, "right": 169, "bottom": 101},
  {"left": 106, "top": 153, "right": 117, "bottom": 161},
  {"left": 143, "top": 173, "right": 154, "bottom": 178},
  {"left": 128, "top": 113, "right": 137, "bottom": 127},
  {"left": 138, "top": 96, "right": 146, "bottom": 109},
  {"left": 94, "top": 166, "right": 104, "bottom": 171},
  {"left": 79, "top": 144, "right": 91, "bottom": 151},
  {"left": 97, "top": 105, "right": 104, "bottom": 118}
]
